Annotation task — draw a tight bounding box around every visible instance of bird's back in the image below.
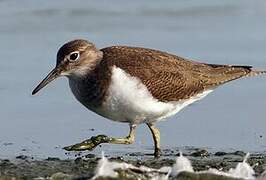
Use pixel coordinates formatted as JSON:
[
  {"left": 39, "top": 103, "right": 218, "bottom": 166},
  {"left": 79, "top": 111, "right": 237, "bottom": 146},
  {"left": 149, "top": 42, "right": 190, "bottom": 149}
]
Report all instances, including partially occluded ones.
[{"left": 98, "top": 46, "right": 264, "bottom": 102}]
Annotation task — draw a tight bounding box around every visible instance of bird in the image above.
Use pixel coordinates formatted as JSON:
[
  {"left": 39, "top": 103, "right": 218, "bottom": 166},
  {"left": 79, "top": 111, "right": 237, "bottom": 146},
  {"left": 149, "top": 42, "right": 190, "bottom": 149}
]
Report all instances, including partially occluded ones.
[{"left": 32, "top": 39, "right": 265, "bottom": 157}]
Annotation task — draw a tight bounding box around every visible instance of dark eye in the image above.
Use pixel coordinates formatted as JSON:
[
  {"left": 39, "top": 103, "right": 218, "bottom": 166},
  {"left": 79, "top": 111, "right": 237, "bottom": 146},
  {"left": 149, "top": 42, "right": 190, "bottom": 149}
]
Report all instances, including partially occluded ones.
[{"left": 69, "top": 52, "right": 80, "bottom": 61}]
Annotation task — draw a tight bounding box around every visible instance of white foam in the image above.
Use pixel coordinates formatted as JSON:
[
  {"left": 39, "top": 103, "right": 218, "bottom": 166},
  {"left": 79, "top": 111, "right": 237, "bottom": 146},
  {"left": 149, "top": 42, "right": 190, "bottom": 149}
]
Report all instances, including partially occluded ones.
[
  {"left": 171, "top": 152, "right": 194, "bottom": 176},
  {"left": 93, "top": 152, "right": 136, "bottom": 179},
  {"left": 227, "top": 153, "right": 255, "bottom": 179},
  {"left": 200, "top": 153, "right": 255, "bottom": 180},
  {"left": 93, "top": 152, "right": 262, "bottom": 180}
]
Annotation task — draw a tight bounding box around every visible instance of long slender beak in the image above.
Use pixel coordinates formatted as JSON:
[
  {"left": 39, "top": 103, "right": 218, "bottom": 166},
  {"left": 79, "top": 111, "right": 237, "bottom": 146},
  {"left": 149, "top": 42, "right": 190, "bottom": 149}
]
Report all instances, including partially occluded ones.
[{"left": 32, "top": 68, "right": 61, "bottom": 95}]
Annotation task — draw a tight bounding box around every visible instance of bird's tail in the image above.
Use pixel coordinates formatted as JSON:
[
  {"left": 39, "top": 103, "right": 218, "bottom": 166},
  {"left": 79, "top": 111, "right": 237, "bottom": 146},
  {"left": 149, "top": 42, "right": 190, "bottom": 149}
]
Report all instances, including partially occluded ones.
[
  {"left": 203, "top": 64, "right": 266, "bottom": 88},
  {"left": 241, "top": 66, "right": 266, "bottom": 77},
  {"left": 209, "top": 64, "right": 266, "bottom": 77}
]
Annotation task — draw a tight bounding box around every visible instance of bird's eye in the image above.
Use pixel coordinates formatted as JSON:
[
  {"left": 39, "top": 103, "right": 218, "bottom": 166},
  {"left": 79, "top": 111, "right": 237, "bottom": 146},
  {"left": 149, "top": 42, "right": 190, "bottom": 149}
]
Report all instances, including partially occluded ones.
[{"left": 69, "top": 52, "right": 80, "bottom": 61}]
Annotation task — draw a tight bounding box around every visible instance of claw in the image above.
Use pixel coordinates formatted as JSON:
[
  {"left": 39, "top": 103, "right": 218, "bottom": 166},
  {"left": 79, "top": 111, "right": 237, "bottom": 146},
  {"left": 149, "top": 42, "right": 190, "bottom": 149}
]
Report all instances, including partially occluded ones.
[{"left": 63, "top": 134, "right": 109, "bottom": 151}]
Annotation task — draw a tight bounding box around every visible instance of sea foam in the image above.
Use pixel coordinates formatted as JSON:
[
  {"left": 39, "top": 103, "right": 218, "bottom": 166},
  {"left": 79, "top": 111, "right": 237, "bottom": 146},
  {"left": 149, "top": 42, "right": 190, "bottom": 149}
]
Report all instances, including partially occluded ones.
[{"left": 93, "top": 152, "right": 265, "bottom": 180}]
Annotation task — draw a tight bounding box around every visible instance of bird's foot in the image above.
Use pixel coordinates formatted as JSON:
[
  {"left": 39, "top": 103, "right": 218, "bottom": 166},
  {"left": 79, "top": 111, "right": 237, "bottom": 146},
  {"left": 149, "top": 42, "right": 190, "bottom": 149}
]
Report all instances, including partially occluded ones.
[
  {"left": 63, "top": 134, "right": 109, "bottom": 151},
  {"left": 154, "top": 148, "right": 162, "bottom": 158}
]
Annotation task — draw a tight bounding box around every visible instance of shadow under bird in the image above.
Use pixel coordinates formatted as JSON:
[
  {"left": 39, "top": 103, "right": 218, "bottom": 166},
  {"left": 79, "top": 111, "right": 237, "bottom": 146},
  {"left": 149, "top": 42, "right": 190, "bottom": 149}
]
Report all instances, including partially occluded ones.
[{"left": 32, "top": 39, "right": 265, "bottom": 157}]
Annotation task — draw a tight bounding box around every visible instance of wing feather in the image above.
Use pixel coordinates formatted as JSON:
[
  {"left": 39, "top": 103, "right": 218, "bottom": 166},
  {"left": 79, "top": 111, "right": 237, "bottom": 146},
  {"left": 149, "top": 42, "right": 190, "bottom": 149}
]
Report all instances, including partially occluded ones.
[{"left": 100, "top": 46, "right": 261, "bottom": 102}]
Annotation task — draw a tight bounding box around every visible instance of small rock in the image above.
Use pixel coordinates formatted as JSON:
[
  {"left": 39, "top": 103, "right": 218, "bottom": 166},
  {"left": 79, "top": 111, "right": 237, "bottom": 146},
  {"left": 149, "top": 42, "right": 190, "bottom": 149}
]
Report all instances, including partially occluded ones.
[
  {"left": 128, "top": 152, "right": 142, "bottom": 156},
  {"left": 46, "top": 157, "right": 60, "bottom": 161},
  {"left": 233, "top": 151, "right": 245, "bottom": 156},
  {"left": 215, "top": 151, "right": 227, "bottom": 156},
  {"left": 16, "top": 155, "right": 28, "bottom": 160},
  {"left": 1, "top": 159, "right": 10, "bottom": 163},
  {"left": 110, "top": 156, "right": 124, "bottom": 161},
  {"left": 85, "top": 153, "right": 95, "bottom": 158},
  {"left": 190, "top": 149, "right": 209, "bottom": 157},
  {"left": 74, "top": 152, "right": 82, "bottom": 157},
  {"left": 75, "top": 157, "right": 83, "bottom": 164}
]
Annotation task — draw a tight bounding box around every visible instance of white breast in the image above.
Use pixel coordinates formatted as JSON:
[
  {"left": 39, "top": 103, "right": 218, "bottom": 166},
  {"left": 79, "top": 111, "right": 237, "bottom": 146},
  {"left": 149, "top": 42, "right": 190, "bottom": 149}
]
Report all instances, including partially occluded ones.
[{"left": 96, "top": 66, "right": 213, "bottom": 125}]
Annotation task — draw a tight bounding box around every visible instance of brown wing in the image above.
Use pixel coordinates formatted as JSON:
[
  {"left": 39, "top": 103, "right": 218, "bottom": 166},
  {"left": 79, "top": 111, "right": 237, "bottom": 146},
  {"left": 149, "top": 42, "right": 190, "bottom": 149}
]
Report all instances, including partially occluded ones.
[{"left": 100, "top": 46, "right": 259, "bottom": 102}]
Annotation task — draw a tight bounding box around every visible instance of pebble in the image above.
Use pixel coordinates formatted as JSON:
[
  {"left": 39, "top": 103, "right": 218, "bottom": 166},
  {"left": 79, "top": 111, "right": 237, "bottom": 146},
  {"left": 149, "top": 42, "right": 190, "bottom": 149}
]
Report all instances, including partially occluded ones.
[
  {"left": 190, "top": 149, "right": 209, "bottom": 157},
  {"left": 215, "top": 151, "right": 227, "bottom": 156},
  {"left": 16, "top": 155, "right": 28, "bottom": 160},
  {"left": 46, "top": 157, "right": 60, "bottom": 161},
  {"left": 85, "top": 153, "right": 95, "bottom": 159}
]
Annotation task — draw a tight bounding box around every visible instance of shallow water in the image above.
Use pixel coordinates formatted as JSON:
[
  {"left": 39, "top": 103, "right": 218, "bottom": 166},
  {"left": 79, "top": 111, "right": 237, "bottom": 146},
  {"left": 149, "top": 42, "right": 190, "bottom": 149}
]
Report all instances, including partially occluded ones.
[{"left": 0, "top": 0, "right": 266, "bottom": 159}]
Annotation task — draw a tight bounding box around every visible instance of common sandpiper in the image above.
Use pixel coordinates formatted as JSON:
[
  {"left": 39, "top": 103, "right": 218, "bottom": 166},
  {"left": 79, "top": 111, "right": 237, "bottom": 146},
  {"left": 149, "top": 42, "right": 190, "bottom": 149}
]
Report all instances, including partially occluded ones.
[{"left": 32, "top": 39, "right": 265, "bottom": 157}]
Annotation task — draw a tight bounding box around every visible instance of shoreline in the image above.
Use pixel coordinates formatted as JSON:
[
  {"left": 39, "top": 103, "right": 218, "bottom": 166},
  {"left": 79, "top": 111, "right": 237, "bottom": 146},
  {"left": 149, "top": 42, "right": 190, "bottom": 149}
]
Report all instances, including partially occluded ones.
[{"left": 1, "top": 149, "right": 265, "bottom": 179}]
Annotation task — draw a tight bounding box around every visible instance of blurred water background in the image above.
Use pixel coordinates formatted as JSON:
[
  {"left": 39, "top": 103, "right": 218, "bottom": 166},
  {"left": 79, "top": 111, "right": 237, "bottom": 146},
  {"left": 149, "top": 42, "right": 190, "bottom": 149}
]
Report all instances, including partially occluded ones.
[{"left": 0, "top": 0, "right": 266, "bottom": 159}]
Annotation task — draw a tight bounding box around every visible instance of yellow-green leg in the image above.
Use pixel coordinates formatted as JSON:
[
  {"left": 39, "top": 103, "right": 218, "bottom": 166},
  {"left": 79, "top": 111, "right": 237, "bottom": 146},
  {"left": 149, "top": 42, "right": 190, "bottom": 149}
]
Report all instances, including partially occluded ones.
[
  {"left": 147, "top": 123, "right": 162, "bottom": 158},
  {"left": 63, "top": 125, "right": 136, "bottom": 151}
]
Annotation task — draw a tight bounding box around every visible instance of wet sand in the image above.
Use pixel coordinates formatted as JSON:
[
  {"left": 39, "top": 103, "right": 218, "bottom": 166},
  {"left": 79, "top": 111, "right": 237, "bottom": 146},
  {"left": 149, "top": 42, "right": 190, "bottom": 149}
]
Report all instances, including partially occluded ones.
[{"left": 0, "top": 149, "right": 265, "bottom": 179}]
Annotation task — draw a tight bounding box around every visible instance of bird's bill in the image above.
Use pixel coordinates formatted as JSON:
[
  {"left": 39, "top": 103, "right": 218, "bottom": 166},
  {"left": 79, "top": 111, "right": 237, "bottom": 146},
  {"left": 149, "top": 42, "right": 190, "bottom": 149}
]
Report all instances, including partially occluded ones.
[{"left": 32, "top": 68, "right": 61, "bottom": 95}]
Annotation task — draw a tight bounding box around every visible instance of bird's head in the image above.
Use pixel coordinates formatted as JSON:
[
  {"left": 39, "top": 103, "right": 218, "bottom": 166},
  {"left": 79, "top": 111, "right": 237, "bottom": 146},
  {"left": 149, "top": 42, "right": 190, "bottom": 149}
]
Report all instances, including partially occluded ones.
[{"left": 32, "top": 39, "right": 103, "bottom": 95}]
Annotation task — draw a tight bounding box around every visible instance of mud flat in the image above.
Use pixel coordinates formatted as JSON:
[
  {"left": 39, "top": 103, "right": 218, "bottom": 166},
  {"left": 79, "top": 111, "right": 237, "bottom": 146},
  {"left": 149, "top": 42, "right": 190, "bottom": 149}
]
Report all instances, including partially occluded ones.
[{"left": 0, "top": 149, "right": 265, "bottom": 179}]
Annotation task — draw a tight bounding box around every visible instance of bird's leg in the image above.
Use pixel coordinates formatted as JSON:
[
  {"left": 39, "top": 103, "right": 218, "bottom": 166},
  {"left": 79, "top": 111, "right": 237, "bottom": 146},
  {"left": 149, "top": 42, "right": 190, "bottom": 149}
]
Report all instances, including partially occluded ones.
[
  {"left": 63, "top": 125, "right": 136, "bottom": 151},
  {"left": 147, "top": 123, "right": 162, "bottom": 158}
]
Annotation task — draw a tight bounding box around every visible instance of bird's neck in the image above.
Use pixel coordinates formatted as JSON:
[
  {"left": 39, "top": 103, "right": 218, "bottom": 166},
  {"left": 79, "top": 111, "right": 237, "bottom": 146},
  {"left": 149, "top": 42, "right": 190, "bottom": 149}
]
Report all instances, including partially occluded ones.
[{"left": 68, "top": 64, "right": 111, "bottom": 108}]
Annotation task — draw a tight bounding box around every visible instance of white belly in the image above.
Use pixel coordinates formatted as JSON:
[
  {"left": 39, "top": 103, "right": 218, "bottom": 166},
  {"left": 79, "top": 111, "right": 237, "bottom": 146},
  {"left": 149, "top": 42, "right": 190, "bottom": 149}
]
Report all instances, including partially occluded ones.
[{"left": 95, "top": 67, "right": 213, "bottom": 125}]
